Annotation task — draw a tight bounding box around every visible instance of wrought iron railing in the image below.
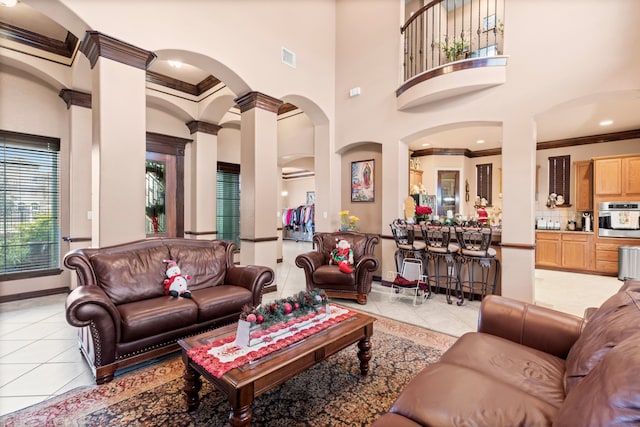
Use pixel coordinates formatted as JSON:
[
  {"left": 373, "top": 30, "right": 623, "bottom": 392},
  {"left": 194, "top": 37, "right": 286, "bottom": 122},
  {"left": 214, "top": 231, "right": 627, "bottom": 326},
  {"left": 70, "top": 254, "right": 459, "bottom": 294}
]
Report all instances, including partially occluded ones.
[{"left": 402, "top": 0, "right": 505, "bottom": 81}]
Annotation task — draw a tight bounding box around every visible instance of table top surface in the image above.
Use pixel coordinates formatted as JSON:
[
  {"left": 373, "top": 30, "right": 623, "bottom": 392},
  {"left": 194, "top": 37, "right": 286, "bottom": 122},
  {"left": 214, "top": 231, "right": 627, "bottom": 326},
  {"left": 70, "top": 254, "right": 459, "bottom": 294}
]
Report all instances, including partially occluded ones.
[{"left": 178, "top": 307, "right": 375, "bottom": 388}]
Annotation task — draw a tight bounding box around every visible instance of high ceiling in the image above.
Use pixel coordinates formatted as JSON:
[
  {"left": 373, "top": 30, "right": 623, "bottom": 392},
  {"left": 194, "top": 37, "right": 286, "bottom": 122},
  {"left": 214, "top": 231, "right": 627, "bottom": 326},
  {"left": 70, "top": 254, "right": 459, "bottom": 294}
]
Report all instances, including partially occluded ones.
[{"left": 2, "top": 2, "right": 639, "bottom": 155}]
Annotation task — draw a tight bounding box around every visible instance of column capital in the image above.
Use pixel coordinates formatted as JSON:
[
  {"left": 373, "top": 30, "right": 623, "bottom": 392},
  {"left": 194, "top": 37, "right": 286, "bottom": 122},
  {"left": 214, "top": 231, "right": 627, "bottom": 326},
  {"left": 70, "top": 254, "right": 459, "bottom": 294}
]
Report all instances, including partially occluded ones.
[
  {"left": 234, "top": 91, "right": 283, "bottom": 113},
  {"left": 186, "top": 120, "right": 222, "bottom": 135},
  {"left": 80, "top": 31, "right": 157, "bottom": 70},
  {"left": 59, "top": 89, "right": 91, "bottom": 109}
]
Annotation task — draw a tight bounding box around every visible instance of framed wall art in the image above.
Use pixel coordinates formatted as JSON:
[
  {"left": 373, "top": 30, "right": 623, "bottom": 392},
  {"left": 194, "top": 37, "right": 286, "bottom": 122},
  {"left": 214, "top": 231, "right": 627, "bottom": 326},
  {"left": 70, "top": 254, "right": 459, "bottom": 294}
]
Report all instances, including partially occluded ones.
[
  {"left": 351, "top": 159, "right": 375, "bottom": 202},
  {"left": 306, "top": 191, "right": 315, "bottom": 205}
]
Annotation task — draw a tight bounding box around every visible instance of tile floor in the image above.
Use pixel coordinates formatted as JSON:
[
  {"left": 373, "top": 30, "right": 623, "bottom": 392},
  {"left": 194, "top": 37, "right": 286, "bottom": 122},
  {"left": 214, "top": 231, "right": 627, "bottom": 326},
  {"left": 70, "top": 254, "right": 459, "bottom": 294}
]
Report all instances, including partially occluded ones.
[{"left": 0, "top": 240, "right": 624, "bottom": 417}]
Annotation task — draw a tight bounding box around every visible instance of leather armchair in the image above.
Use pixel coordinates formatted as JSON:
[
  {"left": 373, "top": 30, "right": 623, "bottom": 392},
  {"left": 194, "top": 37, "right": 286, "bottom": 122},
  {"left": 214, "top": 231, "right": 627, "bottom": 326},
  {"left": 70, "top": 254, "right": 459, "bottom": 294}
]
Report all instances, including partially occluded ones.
[{"left": 295, "top": 231, "right": 379, "bottom": 304}]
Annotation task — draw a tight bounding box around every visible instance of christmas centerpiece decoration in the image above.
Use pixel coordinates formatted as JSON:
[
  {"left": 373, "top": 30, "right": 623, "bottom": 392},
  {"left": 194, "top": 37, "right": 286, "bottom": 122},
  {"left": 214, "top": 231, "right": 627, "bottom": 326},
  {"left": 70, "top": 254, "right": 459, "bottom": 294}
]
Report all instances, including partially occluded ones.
[
  {"left": 235, "top": 289, "right": 330, "bottom": 348},
  {"left": 415, "top": 205, "right": 432, "bottom": 223}
]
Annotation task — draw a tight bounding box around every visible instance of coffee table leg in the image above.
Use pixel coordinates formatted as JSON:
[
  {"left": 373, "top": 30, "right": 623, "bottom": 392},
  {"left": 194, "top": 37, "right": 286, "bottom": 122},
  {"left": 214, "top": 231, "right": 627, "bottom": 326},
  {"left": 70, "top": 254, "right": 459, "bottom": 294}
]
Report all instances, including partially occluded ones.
[
  {"left": 183, "top": 364, "right": 202, "bottom": 411},
  {"left": 229, "top": 404, "right": 252, "bottom": 427},
  {"left": 357, "top": 337, "right": 371, "bottom": 375}
]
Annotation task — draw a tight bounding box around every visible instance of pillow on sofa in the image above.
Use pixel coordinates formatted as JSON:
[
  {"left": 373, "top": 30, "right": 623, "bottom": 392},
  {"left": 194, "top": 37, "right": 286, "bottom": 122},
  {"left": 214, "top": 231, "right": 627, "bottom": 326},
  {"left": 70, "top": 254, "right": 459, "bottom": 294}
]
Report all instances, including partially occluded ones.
[
  {"left": 564, "top": 288, "right": 640, "bottom": 393},
  {"left": 170, "top": 243, "right": 228, "bottom": 290},
  {"left": 556, "top": 331, "right": 640, "bottom": 425}
]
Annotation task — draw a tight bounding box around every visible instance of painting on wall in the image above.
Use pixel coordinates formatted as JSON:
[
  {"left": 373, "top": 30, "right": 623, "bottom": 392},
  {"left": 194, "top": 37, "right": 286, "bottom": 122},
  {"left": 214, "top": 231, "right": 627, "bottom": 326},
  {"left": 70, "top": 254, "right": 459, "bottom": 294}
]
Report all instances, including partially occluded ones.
[
  {"left": 351, "top": 160, "right": 375, "bottom": 202},
  {"left": 306, "top": 191, "right": 315, "bottom": 205}
]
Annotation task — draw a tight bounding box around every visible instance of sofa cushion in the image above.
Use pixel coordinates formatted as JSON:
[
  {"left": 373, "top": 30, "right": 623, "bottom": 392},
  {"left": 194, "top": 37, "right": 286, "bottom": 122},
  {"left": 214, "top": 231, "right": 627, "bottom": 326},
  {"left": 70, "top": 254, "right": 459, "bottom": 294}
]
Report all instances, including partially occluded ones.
[
  {"left": 387, "top": 363, "right": 558, "bottom": 426},
  {"left": 117, "top": 296, "right": 198, "bottom": 343},
  {"left": 564, "top": 288, "right": 640, "bottom": 392},
  {"left": 312, "top": 265, "right": 354, "bottom": 286},
  {"left": 90, "top": 245, "right": 169, "bottom": 305},
  {"left": 319, "top": 232, "right": 369, "bottom": 262},
  {"left": 169, "top": 243, "right": 228, "bottom": 290},
  {"left": 190, "top": 285, "right": 253, "bottom": 321},
  {"left": 556, "top": 332, "right": 640, "bottom": 426},
  {"left": 439, "top": 332, "right": 566, "bottom": 408}
]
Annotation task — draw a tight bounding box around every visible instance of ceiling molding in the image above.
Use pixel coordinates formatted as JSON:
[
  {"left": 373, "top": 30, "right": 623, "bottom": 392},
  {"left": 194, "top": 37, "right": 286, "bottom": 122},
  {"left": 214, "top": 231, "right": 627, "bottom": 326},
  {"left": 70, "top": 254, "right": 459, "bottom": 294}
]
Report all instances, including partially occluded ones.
[
  {"left": 58, "top": 89, "right": 91, "bottom": 109},
  {"left": 235, "top": 91, "right": 283, "bottom": 113},
  {"left": 80, "top": 31, "right": 156, "bottom": 70},
  {"left": 282, "top": 170, "right": 315, "bottom": 180},
  {"left": 146, "top": 131, "right": 191, "bottom": 156},
  {"left": 536, "top": 129, "right": 640, "bottom": 151},
  {"left": 186, "top": 120, "right": 222, "bottom": 135},
  {"left": 0, "top": 21, "right": 78, "bottom": 59}
]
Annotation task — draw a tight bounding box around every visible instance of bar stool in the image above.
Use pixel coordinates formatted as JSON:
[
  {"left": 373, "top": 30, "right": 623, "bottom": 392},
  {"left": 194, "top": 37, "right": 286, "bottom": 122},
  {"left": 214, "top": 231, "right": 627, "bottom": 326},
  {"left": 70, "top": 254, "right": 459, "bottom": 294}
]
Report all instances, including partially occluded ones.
[
  {"left": 455, "top": 226, "right": 500, "bottom": 305},
  {"left": 390, "top": 219, "right": 427, "bottom": 272},
  {"left": 421, "top": 225, "right": 460, "bottom": 304}
]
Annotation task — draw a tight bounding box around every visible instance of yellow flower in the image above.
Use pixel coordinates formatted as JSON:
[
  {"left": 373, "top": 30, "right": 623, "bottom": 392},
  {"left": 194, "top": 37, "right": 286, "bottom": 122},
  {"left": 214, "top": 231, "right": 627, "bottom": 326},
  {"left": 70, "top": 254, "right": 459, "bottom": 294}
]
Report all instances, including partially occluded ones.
[
  {"left": 349, "top": 216, "right": 359, "bottom": 222},
  {"left": 339, "top": 210, "right": 349, "bottom": 216}
]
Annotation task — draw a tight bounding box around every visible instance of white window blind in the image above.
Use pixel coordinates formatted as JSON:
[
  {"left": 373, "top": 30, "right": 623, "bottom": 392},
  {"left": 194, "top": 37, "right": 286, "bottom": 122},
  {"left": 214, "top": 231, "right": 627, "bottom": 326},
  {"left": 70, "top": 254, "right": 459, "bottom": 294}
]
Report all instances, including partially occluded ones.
[{"left": 1, "top": 130, "right": 60, "bottom": 278}]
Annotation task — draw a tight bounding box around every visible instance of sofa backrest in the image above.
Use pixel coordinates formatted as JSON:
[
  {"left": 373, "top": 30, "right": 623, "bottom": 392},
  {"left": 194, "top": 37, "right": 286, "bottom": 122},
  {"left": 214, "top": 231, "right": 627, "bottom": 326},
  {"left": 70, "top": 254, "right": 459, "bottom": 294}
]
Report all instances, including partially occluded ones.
[
  {"left": 74, "top": 238, "right": 236, "bottom": 305},
  {"left": 558, "top": 286, "right": 640, "bottom": 424},
  {"left": 313, "top": 231, "right": 379, "bottom": 264}
]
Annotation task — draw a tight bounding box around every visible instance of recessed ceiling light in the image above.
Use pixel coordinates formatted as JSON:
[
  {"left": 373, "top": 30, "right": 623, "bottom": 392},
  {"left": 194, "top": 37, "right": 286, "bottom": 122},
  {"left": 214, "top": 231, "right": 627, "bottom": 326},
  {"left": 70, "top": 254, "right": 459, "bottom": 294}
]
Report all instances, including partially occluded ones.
[
  {"left": 168, "top": 60, "right": 183, "bottom": 69},
  {"left": 599, "top": 119, "right": 613, "bottom": 126},
  {"left": 476, "top": 139, "right": 485, "bottom": 144},
  {"left": 421, "top": 143, "right": 430, "bottom": 147}
]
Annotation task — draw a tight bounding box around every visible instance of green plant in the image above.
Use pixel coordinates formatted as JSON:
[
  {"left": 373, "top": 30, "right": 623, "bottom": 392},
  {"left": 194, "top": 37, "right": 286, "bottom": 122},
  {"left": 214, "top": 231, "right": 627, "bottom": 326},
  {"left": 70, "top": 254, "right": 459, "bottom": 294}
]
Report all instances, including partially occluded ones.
[{"left": 442, "top": 39, "right": 468, "bottom": 61}]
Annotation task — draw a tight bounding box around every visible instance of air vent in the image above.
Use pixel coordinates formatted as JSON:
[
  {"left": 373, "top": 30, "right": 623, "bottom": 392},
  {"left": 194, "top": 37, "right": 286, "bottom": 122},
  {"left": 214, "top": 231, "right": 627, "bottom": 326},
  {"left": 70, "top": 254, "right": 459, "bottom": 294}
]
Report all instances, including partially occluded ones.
[{"left": 281, "top": 47, "right": 296, "bottom": 68}]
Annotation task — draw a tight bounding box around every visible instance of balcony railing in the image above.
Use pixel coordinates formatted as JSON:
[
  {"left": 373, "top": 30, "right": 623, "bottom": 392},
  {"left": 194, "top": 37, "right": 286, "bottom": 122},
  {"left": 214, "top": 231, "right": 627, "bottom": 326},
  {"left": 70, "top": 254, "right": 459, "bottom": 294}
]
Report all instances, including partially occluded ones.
[{"left": 402, "top": 0, "right": 505, "bottom": 82}]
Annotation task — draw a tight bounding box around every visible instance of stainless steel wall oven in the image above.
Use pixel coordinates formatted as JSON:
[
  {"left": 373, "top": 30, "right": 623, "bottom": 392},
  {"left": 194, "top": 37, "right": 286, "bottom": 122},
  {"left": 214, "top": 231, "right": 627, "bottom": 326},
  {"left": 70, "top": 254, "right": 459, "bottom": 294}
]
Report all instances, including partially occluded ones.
[{"left": 598, "top": 202, "right": 640, "bottom": 238}]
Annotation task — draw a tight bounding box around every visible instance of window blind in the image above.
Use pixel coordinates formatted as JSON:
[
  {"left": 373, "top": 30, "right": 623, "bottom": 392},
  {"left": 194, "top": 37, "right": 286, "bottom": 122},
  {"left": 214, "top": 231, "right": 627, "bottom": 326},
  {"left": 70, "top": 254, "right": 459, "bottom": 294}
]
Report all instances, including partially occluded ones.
[
  {"left": 548, "top": 155, "right": 571, "bottom": 203},
  {"left": 1, "top": 130, "right": 60, "bottom": 277},
  {"left": 216, "top": 162, "right": 240, "bottom": 247},
  {"left": 476, "top": 163, "right": 493, "bottom": 204}
]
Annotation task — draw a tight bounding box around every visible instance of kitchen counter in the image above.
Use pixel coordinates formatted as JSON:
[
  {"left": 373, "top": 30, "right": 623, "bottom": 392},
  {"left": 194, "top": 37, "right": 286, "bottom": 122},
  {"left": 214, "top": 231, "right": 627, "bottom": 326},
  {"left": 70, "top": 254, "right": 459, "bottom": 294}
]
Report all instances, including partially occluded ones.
[{"left": 535, "top": 229, "right": 594, "bottom": 234}]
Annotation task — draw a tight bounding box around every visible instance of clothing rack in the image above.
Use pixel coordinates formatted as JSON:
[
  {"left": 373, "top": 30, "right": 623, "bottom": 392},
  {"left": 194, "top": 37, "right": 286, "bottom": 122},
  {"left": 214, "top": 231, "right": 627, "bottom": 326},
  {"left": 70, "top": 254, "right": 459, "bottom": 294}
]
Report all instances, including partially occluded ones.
[{"left": 282, "top": 204, "right": 315, "bottom": 242}]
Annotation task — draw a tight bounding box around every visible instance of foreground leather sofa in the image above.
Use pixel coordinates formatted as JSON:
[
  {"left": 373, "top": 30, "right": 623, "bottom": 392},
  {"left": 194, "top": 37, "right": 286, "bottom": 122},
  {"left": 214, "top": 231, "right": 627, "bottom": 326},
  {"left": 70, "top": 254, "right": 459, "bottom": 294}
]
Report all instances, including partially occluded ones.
[
  {"left": 373, "top": 280, "right": 640, "bottom": 426},
  {"left": 64, "top": 238, "right": 274, "bottom": 384}
]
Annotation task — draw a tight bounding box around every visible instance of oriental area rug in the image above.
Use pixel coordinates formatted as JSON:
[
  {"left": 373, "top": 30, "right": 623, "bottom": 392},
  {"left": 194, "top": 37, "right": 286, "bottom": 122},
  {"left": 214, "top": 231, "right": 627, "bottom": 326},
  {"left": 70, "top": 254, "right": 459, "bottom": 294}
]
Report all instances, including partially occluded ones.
[{"left": 0, "top": 316, "right": 456, "bottom": 427}]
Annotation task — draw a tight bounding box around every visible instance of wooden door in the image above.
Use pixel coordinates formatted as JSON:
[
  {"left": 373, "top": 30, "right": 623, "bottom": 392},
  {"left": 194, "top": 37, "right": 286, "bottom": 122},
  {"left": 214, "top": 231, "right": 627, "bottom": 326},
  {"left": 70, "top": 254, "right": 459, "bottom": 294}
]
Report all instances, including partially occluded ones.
[
  {"left": 437, "top": 170, "right": 460, "bottom": 217},
  {"left": 623, "top": 156, "right": 640, "bottom": 197},
  {"left": 535, "top": 232, "right": 561, "bottom": 267},
  {"left": 574, "top": 160, "right": 592, "bottom": 211},
  {"left": 145, "top": 152, "right": 177, "bottom": 237}
]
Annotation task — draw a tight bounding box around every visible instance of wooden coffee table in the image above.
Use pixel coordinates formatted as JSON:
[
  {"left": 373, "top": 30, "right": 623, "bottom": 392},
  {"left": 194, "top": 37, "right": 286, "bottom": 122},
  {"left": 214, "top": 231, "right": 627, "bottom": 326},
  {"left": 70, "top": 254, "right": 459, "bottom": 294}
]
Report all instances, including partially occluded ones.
[{"left": 178, "top": 309, "right": 375, "bottom": 426}]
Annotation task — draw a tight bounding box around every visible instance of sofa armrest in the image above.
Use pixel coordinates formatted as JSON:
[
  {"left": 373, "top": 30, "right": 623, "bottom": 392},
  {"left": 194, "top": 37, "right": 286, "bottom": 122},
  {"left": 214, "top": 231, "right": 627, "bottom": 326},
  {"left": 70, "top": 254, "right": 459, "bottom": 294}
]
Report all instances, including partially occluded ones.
[
  {"left": 65, "top": 285, "right": 121, "bottom": 363},
  {"left": 477, "top": 295, "right": 586, "bottom": 359},
  {"left": 355, "top": 254, "right": 379, "bottom": 272},
  {"left": 225, "top": 265, "right": 274, "bottom": 306},
  {"left": 295, "top": 251, "right": 325, "bottom": 272}
]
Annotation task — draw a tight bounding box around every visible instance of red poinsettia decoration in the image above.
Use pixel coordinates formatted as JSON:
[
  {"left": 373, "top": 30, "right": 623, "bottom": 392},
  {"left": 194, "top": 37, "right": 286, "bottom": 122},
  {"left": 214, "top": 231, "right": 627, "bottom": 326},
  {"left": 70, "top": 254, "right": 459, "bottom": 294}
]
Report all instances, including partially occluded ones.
[{"left": 415, "top": 205, "right": 432, "bottom": 216}]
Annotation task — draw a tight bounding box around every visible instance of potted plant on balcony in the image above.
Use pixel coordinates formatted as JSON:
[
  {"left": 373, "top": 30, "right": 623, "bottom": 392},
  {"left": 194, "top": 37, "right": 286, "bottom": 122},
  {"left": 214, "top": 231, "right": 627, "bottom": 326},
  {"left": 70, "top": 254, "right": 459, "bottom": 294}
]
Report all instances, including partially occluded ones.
[{"left": 442, "top": 39, "right": 468, "bottom": 62}]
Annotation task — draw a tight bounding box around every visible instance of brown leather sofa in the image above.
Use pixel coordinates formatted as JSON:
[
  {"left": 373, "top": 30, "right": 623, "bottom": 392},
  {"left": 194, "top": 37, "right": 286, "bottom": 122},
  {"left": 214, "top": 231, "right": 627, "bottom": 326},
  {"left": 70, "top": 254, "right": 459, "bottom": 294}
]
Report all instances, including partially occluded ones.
[
  {"left": 373, "top": 280, "right": 640, "bottom": 426},
  {"left": 64, "top": 238, "right": 274, "bottom": 384},
  {"left": 295, "top": 231, "right": 379, "bottom": 304}
]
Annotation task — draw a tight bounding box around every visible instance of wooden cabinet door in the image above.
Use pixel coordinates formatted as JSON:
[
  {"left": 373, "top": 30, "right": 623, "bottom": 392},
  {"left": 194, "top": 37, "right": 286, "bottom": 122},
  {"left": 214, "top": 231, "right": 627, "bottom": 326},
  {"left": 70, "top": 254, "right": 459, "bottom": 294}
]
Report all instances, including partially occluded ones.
[
  {"left": 623, "top": 156, "right": 640, "bottom": 197},
  {"left": 535, "top": 233, "right": 561, "bottom": 267},
  {"left": 574, "top": 160, "right": 593, "bottom": 211},
  {"left": 594, "top": 158, "right": 622, "bottom": 196},
  {"left": 562, "top": 234, "right": 591, "bottom": 270}
]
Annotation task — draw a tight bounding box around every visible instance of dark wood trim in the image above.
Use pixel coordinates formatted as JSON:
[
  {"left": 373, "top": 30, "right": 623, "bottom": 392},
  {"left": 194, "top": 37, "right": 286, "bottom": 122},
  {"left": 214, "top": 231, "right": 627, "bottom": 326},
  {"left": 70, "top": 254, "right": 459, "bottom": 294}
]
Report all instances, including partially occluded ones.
[
  {"left": 235, "top": 91, "right": 283, "bottom": 113},
  {"left": 0, "top": 22, "right": 78, "bottom": 59},
  {"left": 240, "top": 236, "right": 279, "bottom": 242},
  {"left": 412, "top": 147, "right": 469, "bottom": 157},
  {"left": 184, "top": 231, "right": 218, "bottom": 236},
  {"left": 537, "top": 129, "right": 640, "bottom": 150},
  {"left": 278, "top": 103, "right": 298, "bottom": 115},
  {"left": 217, "top": 161, "right": 240, "bottom": 174},
  {"left": 396, "top": 57, "right": 508, "bottom": 97},
  {"left": 196, "top": 75, "right": 222, "bottom": 94},
  {"left": 146, "top": 70, "right": 199, "bottom": 95},
  {"left": 401, "top": 0, "right": 441, "bottom": 32},
  {"left": 186, "top": 121, "right": 222, "bottom": 136},
  {"left": 0, "top": 286, "right": 69, "bottom": 303},
  {"left": 0, "top": 269, "right": 63, "bottom": 282},
  {"left": 146, "top": 132, "right": 191, "bottom": 156},
  {"left": 62, "top": 236, "right": 92, "bottom": 242},
  {"left": 0, "top": 129, "right": 60, "bottom": 151},
  {"left": 59, "top": 89, "right": 91, "bottom": 109},
  {"left": 500, "top": 243, "right": 535, "bottom": 250},
  {"left": 282, "top": 171, "right": 315, "bottom": 180},
  {"left": 80, "top": 31, "right": 156, "bottom": 70}
]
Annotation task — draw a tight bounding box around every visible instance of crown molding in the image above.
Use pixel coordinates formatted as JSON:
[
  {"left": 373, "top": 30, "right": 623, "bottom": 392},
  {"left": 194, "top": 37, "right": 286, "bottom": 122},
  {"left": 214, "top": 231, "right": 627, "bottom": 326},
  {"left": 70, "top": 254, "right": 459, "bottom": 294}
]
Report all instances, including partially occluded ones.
[
  {"left": 186, "top": 121, "right": 222, "bottom": 135},
  {"left": 58, "top": 89, "right": 91, "bottom": 109},
  {"left": 234, "top": 91, "right": 283, "bottom": 113},
  {"left": 80, "top": 31, "right": 156, "bottom": 70}
]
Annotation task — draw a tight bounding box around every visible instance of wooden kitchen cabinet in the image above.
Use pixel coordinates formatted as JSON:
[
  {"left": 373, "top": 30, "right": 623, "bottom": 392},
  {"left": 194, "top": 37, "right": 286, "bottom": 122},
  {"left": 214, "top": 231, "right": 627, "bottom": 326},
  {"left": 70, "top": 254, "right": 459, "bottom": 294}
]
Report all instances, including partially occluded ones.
[
  {"left": 536, "top": 231, "right": 593, "bottom": 272},
  {"left": 409, "top": 168, "right": 423, "bottom": 193},
  {"left": 574, "top": 160, "right": 593, "bottom": 211},
  {"left": 594, "top": 155, "right": 640, "bottom": 197},
  {"left": 535, "top": 232, "right": 561, "bottom": 267}
]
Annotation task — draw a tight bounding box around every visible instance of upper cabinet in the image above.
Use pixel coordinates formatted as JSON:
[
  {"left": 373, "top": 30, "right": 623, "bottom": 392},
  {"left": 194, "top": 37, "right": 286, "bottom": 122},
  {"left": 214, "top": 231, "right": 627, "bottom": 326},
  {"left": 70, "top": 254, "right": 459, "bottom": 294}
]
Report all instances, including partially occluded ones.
[
  {"left": 574, "top": 160, "right": 593, "bottom": 211},
  {"left": 594, "top": 155, "right": 640, "bottom": 198},
  {"left": 409, "top": 168, "right": 423, "bottom": 194}
]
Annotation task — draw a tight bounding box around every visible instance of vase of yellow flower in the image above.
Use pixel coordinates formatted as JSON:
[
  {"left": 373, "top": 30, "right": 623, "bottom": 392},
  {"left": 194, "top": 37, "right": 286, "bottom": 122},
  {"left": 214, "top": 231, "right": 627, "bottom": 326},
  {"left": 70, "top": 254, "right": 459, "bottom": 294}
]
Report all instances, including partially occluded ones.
[
  {"left": 348, "top": 215, "right": 359, "bottom": 231},
  {"left": 339, "top": 210, "right": 350, "bottom": 231}
]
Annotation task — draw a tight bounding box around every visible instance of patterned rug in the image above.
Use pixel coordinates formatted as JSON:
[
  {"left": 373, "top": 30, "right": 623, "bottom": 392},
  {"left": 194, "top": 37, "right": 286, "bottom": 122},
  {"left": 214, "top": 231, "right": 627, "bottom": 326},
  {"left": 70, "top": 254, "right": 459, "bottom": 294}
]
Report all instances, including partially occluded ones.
[{"left": 1, "top": 316, "right": 456, "bottom": 427}]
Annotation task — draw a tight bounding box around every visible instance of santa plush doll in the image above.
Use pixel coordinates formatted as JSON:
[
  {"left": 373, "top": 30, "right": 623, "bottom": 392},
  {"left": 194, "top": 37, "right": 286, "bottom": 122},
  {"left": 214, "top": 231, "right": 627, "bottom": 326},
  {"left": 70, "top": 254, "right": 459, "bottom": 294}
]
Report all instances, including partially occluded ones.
[
  {"left": 330, "top": 239, "right": 355, "bottom": 274},
  {"left": 163, "top": 259, "right": 191, "bottom": 298}
]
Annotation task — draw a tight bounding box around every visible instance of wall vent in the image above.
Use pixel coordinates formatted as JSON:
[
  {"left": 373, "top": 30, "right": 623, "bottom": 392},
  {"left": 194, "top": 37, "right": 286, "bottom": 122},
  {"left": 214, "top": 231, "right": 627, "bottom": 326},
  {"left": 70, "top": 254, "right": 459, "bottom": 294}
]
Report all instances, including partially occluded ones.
[{"left": 281, "top": 47, "right": 296, "bottom": 68}]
